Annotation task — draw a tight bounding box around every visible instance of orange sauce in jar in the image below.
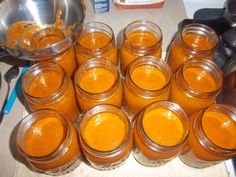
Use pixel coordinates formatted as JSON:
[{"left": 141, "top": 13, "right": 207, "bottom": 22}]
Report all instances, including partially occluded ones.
[
  {"left": 180, "top": 104, "right": 236, "bottom": 168},
  {"left": 79, "top": 105, "right": 132, "bottom": 170},
  {"left": 74, "top": 59, "right": 122, "bottom": 112},
  {"left": 167, "top": 23, "right": 218, "bottom": 73},
  {"left": 120, "top": 20, "right": 162, "bottom": 74},
  {"left": 17, "top": 110, "right": 82, "bottom": 175},
  {"left": 133, "top": 101, "right": 189, "bottom": 166},
  {"left": 22, "top": 62, "right": 80, "bottom": 123},
  {"left": 75, "top": 22, "right": 117, "bottom": 65},
  {"left": 169, "top": 59, "right": 222, "bottom": 115},
  {"left": 33, "top": 27, "right": 77, "bottom": 78},
  {"left": 124, "top": 56, "right": 171, "bottom": 119}
]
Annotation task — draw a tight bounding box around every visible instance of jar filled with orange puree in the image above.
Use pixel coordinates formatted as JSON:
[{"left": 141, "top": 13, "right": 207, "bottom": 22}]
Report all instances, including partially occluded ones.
[
  {"left": 169, "top": 58, "right": 223, "bottom": 115},
  {"left": 78, "top": 104, "right": 132, "bottom": 170},
  {"left": 180, "top": 104, "right": 236, "bottom": 168},
  {"left": 22, "top": 62, "right": 80, "bottom": 123},
  {"left": 124, "top": 56, "right": 172, "bottom": 119},
  {"left": 16, "top": 109, "right": 82, "bottom": 175},
  {"left": 133, "top": 101, "right": 189, "bottom": 167},
  {"left": 32, "top": 27, "right": 77, "bottom": 78},
  {"left": 75, "top": 22, "right": 117, "bottom": 65},
  {"left": 120, "top": 20, "right": 162, "bottom": 74},
  {"left": 167, "top": 23, "right": 219, "bottom": 73},
  {"left": 74, "top": 58, "right": 122, "bottom": 112}
]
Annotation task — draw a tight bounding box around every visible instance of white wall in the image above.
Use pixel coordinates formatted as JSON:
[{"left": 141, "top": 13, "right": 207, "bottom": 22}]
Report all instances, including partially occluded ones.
[{"left": 183, "top": 0, "right": 226, "bottom": 18}]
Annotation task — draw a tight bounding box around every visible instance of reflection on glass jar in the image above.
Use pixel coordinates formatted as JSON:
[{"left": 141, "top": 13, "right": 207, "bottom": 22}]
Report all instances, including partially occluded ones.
[
  {"left": 78, "top": 104, "right": 132, "bottom": 170},
  {"left": 75, "top": 22, "right": 117, "bottom": 65},
  {"left": 22, "top": 62, "right": 80, "bottom": 123},
  {"left": 124, "top": 56, "right": 171, "bottom": 120},
  {"left": 32, "top": 27, "right": 77, "bottom": 78},
  {"left": 120, "top": 20, "right": 162, "bottom": 74},
  {"left": 133, "top": 101, "right": 189, "bottom": 167},
  {"left": 167, "top": 23, "right": 219, "bottom": 73},
  {"left": 169, "top": 58, "right": 223, "bottom": 115},
  {"left": 74, "top": 58, "right": 122, "bottom": 112},
  {"left": 180, "top": 104, "right": 236, "bottom": 168},
  {"left": 16, "top": 109, "right": 82, "bottom": 175}
]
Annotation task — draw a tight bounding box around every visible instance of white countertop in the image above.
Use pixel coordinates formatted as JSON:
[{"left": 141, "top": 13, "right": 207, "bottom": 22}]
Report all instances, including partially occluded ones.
[{"left": 0, "top": 0, "right": 233, "bottom": 177}]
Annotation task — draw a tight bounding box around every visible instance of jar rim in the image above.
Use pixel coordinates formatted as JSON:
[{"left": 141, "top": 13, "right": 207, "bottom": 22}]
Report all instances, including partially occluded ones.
[
  {"left": 74, "top": 58, "right": 120, "bottom": 100},
  {"left": 197, "top": 104, "right": 236, "bottom": 152},
  {"left": 79, "top": 104, "right": 132, "bottom": 158},
  {"left": 177, "top": 58, "right": 223, "bottom": 99},
  {"left": 123, "top": 20, "right": 162, "bottom": 55},
  {"left": 126, "top": 56, "right": 172, "bottom": 97},
  {"left": 75, "top": 22, "right": 115, "bottom": 55},
  {"left": 16, "top": 109, "right": 71, "bottom": 161},
  {"left": 137, "top": 101, "right": 190, "bottom": 151},
  {"left": 179, "top": 23, "right": 219, "bottom": 54},
  {"left": 22, "top": 62, "right": 68, "bottom": 104}
]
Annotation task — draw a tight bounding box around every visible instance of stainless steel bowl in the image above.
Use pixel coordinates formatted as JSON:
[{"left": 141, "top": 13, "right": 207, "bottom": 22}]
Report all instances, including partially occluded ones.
[{"left": 0, "top": 0, "right": 85, "bottom": 60}]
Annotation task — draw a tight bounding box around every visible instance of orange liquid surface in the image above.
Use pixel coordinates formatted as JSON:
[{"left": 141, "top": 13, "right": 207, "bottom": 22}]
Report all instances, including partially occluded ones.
[
  {"left": 202, "top": 111, "right": 236, "bottom": 149},
  {"left": 83, "top": 112, "right": 126, "bottom": 151},
  {"left": 168, "top": 33, "right": 215, "bottom": 73},
  {"left": 77, "top": 32, "right": 117, "bottom": 65},
  {"left": 29, "top": 71, "right": 63, "bottom": 97},
  {"left": 183, "top": 33, "right": 213, "bottom": 51},
  {"left": 79, "top": 67, "right": 115, "bottom": 93},
  {"left": 79, "top": 32, "right": 111, "bottom": 49},
  {"left": 25, "top": 117, "right": 65, "bottom": 157},
  {"left": 121, "top": 31, "right": 161, "bottom": 72},
  {"left": 143, "top": 108, "right": 184, "bottom": 146},
  {"left": 183, "top": 67, "right": 217, "bottom": 92},
  {"left": 131, "top": 65, "right": 166, "bottom": 90}
]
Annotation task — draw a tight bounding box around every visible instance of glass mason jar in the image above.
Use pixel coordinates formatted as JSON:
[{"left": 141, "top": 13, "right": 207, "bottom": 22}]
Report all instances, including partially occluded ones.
[
  {"left": 75, "top": 22, "right": 117, "bottom": 65},
  {"left": 169, "top": 58, "right": 223, "bottom": 115},
  {"left": 124, "top": 56, "right": 172, "bottom": 119},
  {"left": 74, "top": 58, "right": 123, "bottom": 112},
  {"left": 120, "top": 20, "right": 162, "bottom": 74},
  {"left": 16, "top": 109, "right": 82, "bottom": 175},
  {"left": 32, "top": 27, "right": 77, "bottom": 78},
  {"left": 78, "top": 104, "right": 133, "bottom": 170},
  {"left": 22, "top": 62, "right": 80, "bottom": 123},
  {"left": 167, "top": 23, "right": 219, "bottom": 73},
  {"left": 180, "top": 104, "right": 236, "bottom": 168},
  {"left": 133, "top": 101, "right": 189, "bottom": 167}
]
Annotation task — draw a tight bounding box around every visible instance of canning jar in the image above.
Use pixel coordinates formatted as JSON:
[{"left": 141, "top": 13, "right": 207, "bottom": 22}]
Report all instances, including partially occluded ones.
[
  {"left": 78, "top": 104, "right": 133, "bottom": 170},
  {"left": 180, "top": 104, "right": 236, "bottom": 168},
  {"left": 16, "top": 109, "right": 82, "bottom": 175},
  {"left": 169, "top": 58, "right": 223, "bottom": 115},
  {"left": 133, "top": 101, "right": 189, "bottom": 167},
  {"left": 120, "top": 20, "right": 162, "bottom": 74},
  {"left": 75, "top": 22, "right": 117, "bottom": 65},
  {"left": 124, "top": 56, "right": 171, "bottom": 119},
  {"left": 22, "top": 62, "right": 80, "bottom": 123},
  {"left": 32, "top": 27, "right": 77, "bottom": 78},
  {"left": 74, "top": 58, "right": 122, "bottom": 112},
  {"left": 167, "top": 23, "right": 219, "bottom": 73}
]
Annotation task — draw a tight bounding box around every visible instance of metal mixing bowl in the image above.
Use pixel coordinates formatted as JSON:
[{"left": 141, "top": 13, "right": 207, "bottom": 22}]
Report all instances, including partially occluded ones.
[{"left": 0, "top": 0, "right": 85, "bottom": 60}]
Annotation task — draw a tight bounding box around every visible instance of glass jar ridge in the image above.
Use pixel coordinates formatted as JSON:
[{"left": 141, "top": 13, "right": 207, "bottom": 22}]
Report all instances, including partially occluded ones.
[
  {"left": 124, "top": 56, "right": 172, "bottom": 119},
  {"left": 22, "top": 61, "right": 80, "bottom": 123},
  {"left": 167, "top": 23, "right": 219, "bottom": 73},
  {"left": 169, "top": 58, "right": 223, "bottom": 115},
  {"left": 74, "top": 58, "right": 123, "bottom": 112},
  {"left": 133, "top": 101, "right": 189, "bottom": 167},
  {"left": 16, "top": 109, "right": 82, "bottom": 175},
  {"left": 75, "top": 22, "right": 117, "bottom": 65},
  {"left": 120, "top": 20, "right": 163, "bottom": 73},
  {"left": 78, "top": 104, "right": 133, "bottom": 170},
  {"left": 180, "top": 104, "right": 236, "bottom": 168}
]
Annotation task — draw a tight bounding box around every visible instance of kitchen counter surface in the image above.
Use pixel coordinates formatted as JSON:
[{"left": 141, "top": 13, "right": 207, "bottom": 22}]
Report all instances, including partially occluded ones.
[{"left": 0, "top": 0, "right": 232, "bottom": 177}]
